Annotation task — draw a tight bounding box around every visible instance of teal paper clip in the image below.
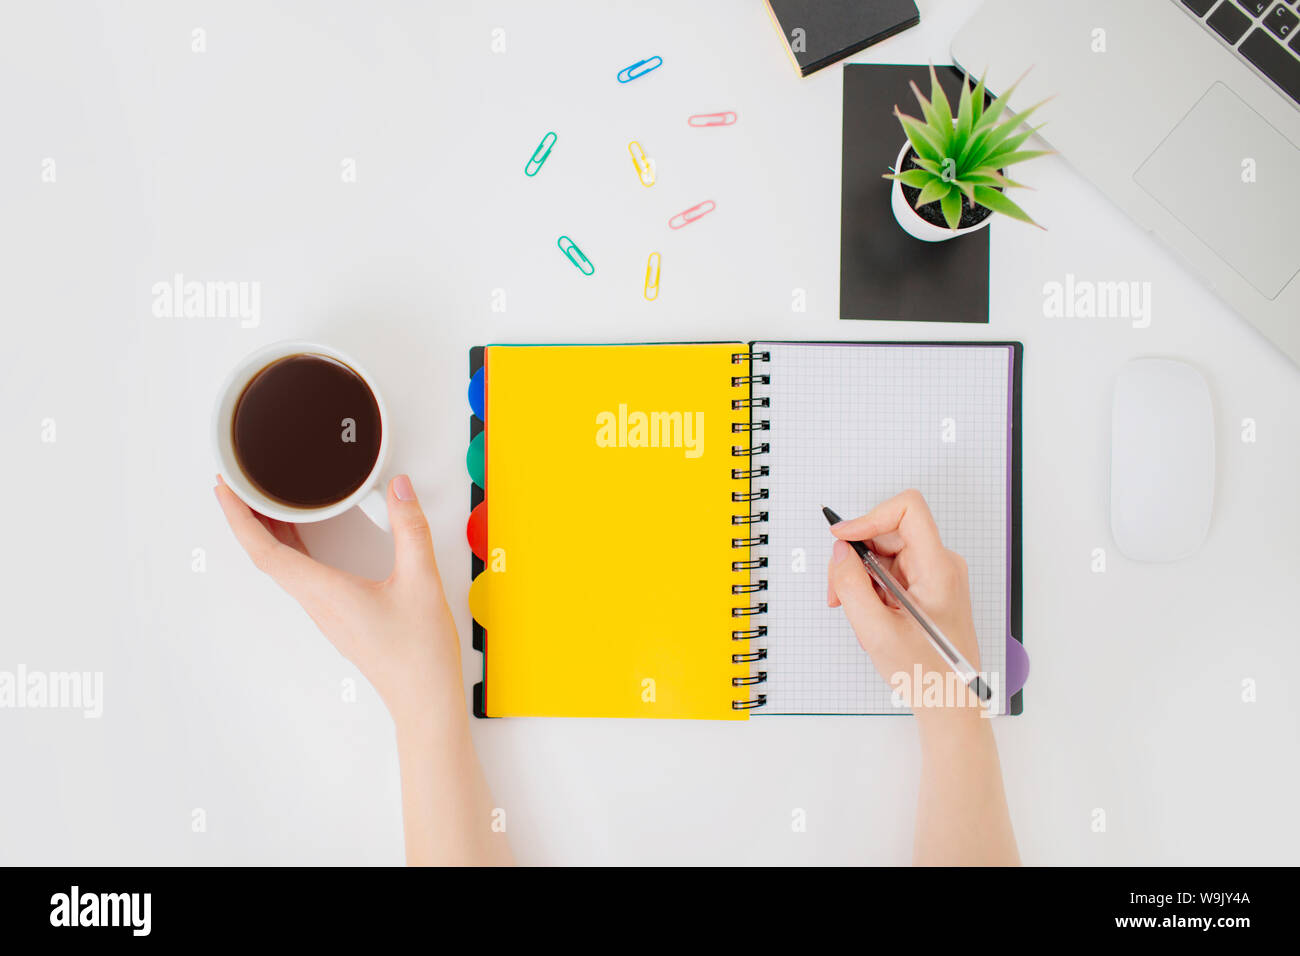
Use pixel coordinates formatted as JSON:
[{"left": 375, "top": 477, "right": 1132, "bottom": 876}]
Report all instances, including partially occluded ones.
[
  {"left": 557, "top": 236, "right": 594, "bottom": 276},
  {"left": 525, "top": 131, "right": 557, "bottom": 177},
  {"left": 617, "top": 56, "right": 663, "bottom": 83}
]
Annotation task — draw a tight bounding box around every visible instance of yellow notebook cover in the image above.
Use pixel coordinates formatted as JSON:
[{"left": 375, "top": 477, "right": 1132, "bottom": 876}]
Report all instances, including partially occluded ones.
[{"left": 468, "top": 343, "right": 754, "bottom": 719}]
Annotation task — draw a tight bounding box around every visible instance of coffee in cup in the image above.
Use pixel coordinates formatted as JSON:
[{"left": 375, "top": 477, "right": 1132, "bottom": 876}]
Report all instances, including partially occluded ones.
[{"left": 212, "top": 341, "right": 391, "bottom": 530}]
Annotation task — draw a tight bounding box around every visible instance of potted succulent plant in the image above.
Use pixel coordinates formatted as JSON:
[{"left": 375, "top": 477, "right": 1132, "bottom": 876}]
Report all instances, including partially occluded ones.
[{"left": 886, "top": 66, "right": 1052, "bottom": 242}]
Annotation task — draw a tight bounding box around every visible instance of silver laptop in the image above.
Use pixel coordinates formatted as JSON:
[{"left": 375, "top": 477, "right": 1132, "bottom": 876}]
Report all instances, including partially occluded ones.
[{"left": 952, "top": 0, "right": 1300, "bottom": 367}]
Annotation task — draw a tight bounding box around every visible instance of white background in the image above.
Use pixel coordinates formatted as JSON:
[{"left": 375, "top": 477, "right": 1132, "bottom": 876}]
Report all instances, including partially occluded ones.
[{"left": 1, "top": 0, "right": 1297, "bottom": 865}]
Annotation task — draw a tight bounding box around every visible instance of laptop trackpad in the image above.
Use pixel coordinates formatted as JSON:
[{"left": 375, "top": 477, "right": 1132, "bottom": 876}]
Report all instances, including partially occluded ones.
[{"left": 1134, "top": 83, "right": 1299, "bottom": 299}]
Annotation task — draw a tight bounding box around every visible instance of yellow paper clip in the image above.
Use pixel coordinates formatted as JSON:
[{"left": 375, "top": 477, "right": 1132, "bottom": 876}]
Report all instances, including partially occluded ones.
[
  {"left": 643, "top": 252, "right": 661, "bottom": 301},
  {"left": 628, "top": 140, "right": 655, "bottom": 187},
  {"left": 557, "top": 235, "right": 594, "bottom": 276}
]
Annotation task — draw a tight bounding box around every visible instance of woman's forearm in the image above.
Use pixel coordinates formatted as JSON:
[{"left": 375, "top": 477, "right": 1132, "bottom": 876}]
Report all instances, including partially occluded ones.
[
  {"left": 393, "top": 693, "right": 513, "bottom": 866},
  {"left": 913, "top": 711, "right": 1019, "bottom": 866}
]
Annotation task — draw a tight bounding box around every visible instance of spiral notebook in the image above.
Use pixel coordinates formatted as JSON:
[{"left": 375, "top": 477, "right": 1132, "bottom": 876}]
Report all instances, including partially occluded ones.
[{"left": 466, "top": 341, "right": 1023, "bottom": 720}]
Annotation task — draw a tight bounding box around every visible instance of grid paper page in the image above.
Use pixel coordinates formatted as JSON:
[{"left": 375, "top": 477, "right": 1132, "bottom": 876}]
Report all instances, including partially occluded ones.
[{"left": 752, "top": 343, "right": 1011, "bottom": 715}]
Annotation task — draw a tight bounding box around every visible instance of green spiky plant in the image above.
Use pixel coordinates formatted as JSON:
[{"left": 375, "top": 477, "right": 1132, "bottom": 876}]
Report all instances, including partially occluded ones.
[{"left": 885, "top": 66, "right": 1053, "bottom": 231}]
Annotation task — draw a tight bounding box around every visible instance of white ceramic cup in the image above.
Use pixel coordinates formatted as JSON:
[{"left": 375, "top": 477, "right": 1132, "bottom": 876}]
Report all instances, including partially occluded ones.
[{"left": 212, "top": 340, "right": 391, "bottom": 531}]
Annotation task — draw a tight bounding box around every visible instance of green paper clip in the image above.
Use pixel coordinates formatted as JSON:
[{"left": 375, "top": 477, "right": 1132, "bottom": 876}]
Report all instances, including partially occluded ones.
[
  {"left": 525, "top": 131, "right": 557, "bottom": 177},
  {"left": 557, "top": 236, "right": 594, "bottom": 276}
]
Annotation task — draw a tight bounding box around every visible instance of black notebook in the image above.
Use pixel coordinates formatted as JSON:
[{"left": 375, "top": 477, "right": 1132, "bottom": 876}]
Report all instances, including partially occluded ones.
[
  {"left": 765, "top": 0, "right": 919, "bottom": 77},
  {"left": 840, "top": 64, "right": 991, "bottom": 324}
]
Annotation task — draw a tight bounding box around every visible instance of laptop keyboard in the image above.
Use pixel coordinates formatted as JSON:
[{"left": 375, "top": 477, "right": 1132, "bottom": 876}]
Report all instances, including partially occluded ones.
[{"left": 1179, "top": 0, "right": 1300, "bottom": 104}]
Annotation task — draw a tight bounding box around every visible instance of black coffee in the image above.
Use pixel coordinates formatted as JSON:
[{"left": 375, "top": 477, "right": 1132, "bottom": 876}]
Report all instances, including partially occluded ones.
[{"left": 232, "top": 353, "right": 382, "bottom": 508}]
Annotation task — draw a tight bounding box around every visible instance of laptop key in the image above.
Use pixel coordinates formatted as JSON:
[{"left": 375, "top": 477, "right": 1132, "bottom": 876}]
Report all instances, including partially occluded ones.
[
  {"left": 1263, "top": 4, "right": 1299, "bottom": 37},
  {"left": 1183, "top": 0, "right": 1217, "bottom": 13},
  {"left": 1211, "top": 2, "right": 1253, "bottom": 42},
  {"left": 1237, "top": 0, "right": 1269, "bottom": 15},
  {"left": 1240, "top": 28, "right": 1300, "bottom": 102}
]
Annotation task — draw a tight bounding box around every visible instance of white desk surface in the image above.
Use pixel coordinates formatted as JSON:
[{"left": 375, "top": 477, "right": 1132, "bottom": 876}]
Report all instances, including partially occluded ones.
[{"left": 2, "top": 0, "right": 1297, "bottom": 865}]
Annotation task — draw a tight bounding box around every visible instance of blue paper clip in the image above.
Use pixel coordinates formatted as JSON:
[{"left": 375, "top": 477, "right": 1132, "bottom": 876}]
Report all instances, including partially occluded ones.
[
  {"left": 525, "top": 131, "right": 557, "bottom": 177},
  {"left": 617, "top": 56, "right": 663, "bottom": 83},
  {"left": 557, "top": 236, "right": 594, "bottom": 276}
]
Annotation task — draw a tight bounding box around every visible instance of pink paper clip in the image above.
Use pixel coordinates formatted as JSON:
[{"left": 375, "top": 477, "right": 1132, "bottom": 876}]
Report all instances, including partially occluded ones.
[
  {"left": 688, "top": 111, "right": 738, "bottom": 127},
  {"left": 668, "top": 200, "right": 716, "bottom": 230}
]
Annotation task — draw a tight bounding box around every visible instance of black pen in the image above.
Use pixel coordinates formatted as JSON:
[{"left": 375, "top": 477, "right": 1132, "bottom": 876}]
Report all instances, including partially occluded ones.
[{"left": 822, "top": 506, "right": 992, "bottom": 704}]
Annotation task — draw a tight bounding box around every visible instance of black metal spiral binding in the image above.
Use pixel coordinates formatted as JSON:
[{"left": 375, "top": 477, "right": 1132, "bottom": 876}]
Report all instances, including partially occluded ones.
[{"left": 730, "top": 349, "right": 770, "bottom": 712}]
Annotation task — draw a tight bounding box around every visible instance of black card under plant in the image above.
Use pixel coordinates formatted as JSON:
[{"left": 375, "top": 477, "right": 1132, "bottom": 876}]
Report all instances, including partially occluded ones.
[{"left": 840, "top": 64, "right": 990, "bottom": 323}]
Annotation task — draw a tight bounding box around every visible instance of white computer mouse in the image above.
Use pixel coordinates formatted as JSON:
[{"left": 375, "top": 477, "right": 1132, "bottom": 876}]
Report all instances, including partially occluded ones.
[{"left": 1110, "top": 358, "right": 1215, "bottom": 562}]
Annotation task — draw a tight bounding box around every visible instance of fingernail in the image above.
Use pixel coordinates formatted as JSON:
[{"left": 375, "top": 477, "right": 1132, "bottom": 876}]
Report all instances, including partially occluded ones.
[
  {"left": 393, "top": 474, "right": 416, "bottom": 501},
  {"left": 830, "top": 521, "right": 845, "bottom": 531},
  {"left": 832, "top": 539, "right": 852, "bottom": 562}
]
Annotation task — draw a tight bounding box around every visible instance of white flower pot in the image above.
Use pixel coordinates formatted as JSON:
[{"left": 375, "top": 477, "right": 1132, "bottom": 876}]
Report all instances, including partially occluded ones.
[{"left": 889, "top": 140, "right": 995, "bottom": 243}]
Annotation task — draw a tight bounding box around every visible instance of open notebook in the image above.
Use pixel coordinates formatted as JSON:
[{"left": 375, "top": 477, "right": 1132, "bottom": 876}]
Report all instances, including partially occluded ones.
[{"left": 466, "top": 342, "right": 1023, "bottom": 719}]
